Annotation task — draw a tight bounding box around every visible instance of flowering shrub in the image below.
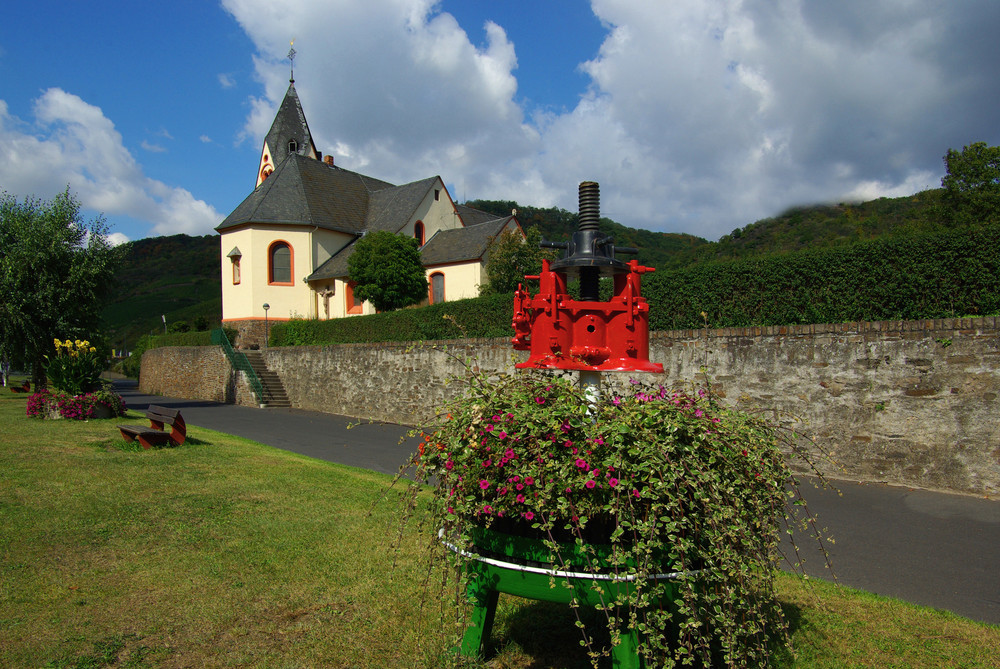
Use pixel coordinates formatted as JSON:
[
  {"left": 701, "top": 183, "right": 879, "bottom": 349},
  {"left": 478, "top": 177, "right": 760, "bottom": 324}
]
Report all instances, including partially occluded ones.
[
  {"left": 45, "top": 338, "right": 105, "bottom": 395},
  {"left": 403, "top": 370, "right": 829, "bottom": 667},
  {"left": 26, "top": 389, "right": 127, "bottom": 420}
]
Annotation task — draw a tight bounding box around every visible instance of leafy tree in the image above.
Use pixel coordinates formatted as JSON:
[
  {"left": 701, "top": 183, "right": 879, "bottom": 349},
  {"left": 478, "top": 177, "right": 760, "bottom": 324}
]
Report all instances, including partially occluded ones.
[
  {"left": 942, "top": 142, "right": 1000, "bottom": 226},
  {"left": 0, "top": 190, "right": 124, "bottom": 388},
  {"left": 347, "top": 230, "right": 428, "bottom": 312},
  {"left": 480, "top": 226, "right": 557, "bottom": 295}
]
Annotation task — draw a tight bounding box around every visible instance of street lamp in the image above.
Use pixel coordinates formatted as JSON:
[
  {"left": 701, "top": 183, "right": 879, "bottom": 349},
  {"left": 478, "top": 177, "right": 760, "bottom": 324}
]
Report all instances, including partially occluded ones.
[
  {"left": 162, "top": 314, "right": 167, "bottom": 334},
  {"left": 262, "top": 303, "right": 270, "bottom": 348}
]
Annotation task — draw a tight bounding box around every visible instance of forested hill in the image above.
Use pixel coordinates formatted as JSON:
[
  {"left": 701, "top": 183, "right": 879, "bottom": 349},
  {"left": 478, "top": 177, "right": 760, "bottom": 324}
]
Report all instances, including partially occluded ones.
[
  {"left": 101, "top": 234, "right": 220, "bottom": 350},
  {"left": 467, "top": 188, "right": 951, "bottom": 269},
  {"left": 101, "top": 188, "right": 953, "bottom": 347}
]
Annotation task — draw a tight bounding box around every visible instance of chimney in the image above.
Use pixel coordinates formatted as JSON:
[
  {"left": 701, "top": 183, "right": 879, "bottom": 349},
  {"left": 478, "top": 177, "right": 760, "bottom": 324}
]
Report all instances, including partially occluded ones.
[{"left": 324, "top": 155, "right": 334, "bottom": 166}]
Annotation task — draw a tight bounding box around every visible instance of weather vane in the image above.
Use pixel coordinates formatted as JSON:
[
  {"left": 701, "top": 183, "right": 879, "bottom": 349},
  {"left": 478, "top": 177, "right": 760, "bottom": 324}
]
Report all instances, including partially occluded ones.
[{"left": 288, "top": 40, "right": 296, "bottom": 83}]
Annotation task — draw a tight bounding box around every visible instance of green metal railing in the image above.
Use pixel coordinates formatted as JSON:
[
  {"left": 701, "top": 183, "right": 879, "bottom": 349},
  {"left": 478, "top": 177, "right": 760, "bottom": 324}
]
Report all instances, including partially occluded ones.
[{"left": 211, "top": 329, "right": 265, "bottom": 403}]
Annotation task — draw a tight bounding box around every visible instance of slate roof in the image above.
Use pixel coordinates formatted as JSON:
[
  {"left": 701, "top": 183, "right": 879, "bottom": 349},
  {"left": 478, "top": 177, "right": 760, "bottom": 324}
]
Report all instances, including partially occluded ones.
[
  {"left": 366, "top": 176, "right": 442, "bottom": 233},
  {"left": 264, "top": 82, "right": 318, "bottom": 166},
  {"left": 216, "top": 154, "right": 394, "bottom": 233},
  {"left": 457, "top": 204, "right": 508, "bottom": 227},
  {"left": 420, "top": 216, "right": 514, "bottom": 266}
]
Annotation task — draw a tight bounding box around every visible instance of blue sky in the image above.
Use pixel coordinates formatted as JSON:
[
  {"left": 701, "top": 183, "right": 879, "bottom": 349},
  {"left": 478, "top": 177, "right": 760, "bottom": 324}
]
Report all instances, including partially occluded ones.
[{"left": 2, "top": 1, "right": 999, "bottom": 244}]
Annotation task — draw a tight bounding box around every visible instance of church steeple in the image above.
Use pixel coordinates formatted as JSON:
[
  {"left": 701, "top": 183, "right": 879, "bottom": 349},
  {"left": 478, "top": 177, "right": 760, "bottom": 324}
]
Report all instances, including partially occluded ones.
[{"left": 256, "top": 44, "right": 319, "bottom": 188}]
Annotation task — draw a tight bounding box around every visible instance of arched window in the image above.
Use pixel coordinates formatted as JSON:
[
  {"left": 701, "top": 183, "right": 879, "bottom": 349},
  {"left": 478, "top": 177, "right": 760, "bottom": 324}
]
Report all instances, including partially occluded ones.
[
  {"left": 288, "top": 139, "right": 298, "bottom": 153},
  {"left": 414, "top": 221, "right": 425, "bottom": 246},
  {"left": 345, "top": 280, "right": 363, "bottom": 314},
  {"left": 232, "top": 258, "right": 241, "bottom": 285},
  {"left": 430, "top": 272, "right": 445, "bottom": 305},
  {"left": 268, "top": 241, "right": 293, "bottom": 285}
]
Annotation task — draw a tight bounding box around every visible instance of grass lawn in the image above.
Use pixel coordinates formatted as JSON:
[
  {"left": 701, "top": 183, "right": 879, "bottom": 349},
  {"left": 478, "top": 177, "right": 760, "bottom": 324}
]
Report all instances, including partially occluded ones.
[{"left": 1, "top": 387, "right": 998, "bottom": 667}]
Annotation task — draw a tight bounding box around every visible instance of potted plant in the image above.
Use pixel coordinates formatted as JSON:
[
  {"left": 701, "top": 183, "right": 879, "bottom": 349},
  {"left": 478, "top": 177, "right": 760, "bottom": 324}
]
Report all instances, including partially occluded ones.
[{"left": 400, "top": 368, "right": 829, "bottom": 667}]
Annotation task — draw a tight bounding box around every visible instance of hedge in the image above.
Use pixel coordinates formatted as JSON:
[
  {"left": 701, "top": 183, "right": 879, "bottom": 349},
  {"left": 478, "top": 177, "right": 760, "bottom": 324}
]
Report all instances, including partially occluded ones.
[
  {"left": 269, "top": 293, "right": 515, "bottom": 346},
  {"left": 644, "top": 225, "right": 1000, "bottom": 330},
  {"left": 266, "top": 225, "right": 1000, "bottom": 347}
]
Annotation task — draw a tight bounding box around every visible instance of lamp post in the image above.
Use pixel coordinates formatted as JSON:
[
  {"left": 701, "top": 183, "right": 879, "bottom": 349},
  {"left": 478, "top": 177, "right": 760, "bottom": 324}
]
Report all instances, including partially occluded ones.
[
  {"left": 262, "top": 303, "right": 270, "bottom": 348},
  {"left": 161, "top": 314, "right": 167, "bottom": 334}
]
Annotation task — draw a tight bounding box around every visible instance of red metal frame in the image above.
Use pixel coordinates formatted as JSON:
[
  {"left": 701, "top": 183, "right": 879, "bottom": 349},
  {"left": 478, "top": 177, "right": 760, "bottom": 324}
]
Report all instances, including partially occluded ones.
[{"left": 512, "top": 258, "right": 663, "bottom": 373}]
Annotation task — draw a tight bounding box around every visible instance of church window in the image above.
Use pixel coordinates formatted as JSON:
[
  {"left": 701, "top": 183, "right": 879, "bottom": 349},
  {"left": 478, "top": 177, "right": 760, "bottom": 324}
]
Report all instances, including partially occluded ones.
[
  {"left": 232, "top": 258, "right": 241, "bottom": 285},
  {"left": 345, "top": 281, "right": 363, "bottom": 314},
  {"left": 434, "top": 189, "right": 440, "bottom": 201},
  {"left": 268, "top": 241, "right": 293, "bottom": 285},
  {"left": 414, "top": 221, "right": 425, "bottom": 246},
  {"left": 288, "top": 139, "right": 298, "bottom": 153},
  {"left": 430, "top": 272, "right": 445, "bottom": 305}
]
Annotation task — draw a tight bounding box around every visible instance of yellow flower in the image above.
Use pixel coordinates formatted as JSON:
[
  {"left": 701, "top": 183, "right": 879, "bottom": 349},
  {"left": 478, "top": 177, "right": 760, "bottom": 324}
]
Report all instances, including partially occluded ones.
[
  {"left": 81, "top": 340, "right": 90, "bottom": 348},
  {"left": 64, "top": 339, "right": 72, "bottom": 348},
  {"left": 53, "top": 338, "right": 61, "bottom": 347},
  {"left": 89, "top": 347, "right": 96, "bottom": 353}
]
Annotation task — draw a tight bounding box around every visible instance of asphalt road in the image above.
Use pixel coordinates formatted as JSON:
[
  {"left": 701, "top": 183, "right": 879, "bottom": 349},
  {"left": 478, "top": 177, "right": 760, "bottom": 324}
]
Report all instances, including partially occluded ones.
[{"left": 115, "top": 380, "right": 1000, "bottom": 625}]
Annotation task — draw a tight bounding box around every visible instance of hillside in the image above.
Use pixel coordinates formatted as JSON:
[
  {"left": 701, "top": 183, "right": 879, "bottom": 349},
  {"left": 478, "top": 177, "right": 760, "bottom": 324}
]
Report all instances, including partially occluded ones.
[
  {"left": 100, "top": 188, "right": 953, "bottom": 348},
  {"left": 101, "top": 234, "right": 220, "bottom": 351}
]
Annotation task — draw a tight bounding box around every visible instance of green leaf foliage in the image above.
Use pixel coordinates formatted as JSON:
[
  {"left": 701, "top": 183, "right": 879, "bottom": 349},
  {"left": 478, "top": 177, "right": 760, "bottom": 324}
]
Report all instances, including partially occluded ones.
[
  {"left": 480, "top": 226, "right": 559, "bottom": 295},
  {"left": 644, "top": 225, "right": 1000, "bottom": 330},
  {"left": 942, "top": 141, "right": 1000, "bottom": 227},
  {"left": 0, "top": 190, "right": 124, "bottom": 385},
  {"left": 348, "top": 231, "right": 428, "bottom": 312},
  {"left": 270, "top": 293, "right": 515, "bottom": 346}
]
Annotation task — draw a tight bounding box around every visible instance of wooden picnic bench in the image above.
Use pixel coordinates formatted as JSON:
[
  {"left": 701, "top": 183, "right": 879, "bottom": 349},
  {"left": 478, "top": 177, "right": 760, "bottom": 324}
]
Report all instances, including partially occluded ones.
[
  {"left": 9, "top": 380, "right": 30, "bottom": 393},
  {"left": 118, "top": 405, "right": 187, "bottom": 449}
]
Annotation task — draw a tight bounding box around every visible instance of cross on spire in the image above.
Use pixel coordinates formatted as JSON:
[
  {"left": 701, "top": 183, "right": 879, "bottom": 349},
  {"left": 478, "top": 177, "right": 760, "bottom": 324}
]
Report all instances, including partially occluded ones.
[{"left": 288, "top": 41, "right": 296, "bottom": 83}]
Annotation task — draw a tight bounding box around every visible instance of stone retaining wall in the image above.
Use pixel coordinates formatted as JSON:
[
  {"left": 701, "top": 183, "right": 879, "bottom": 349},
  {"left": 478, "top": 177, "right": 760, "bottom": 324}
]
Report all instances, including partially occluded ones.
[{"left": 139, "top": 317, "right": 1000, "bottom": 495}]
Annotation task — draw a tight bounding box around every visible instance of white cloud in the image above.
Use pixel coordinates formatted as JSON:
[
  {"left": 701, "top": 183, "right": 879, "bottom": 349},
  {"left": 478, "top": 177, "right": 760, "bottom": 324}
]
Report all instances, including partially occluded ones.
[
  {"left": 141, "top": 140, "right": 167, "bottom": 153},
  {"left": 0, "top": 89, "right": 222, "bottom": 237},
  {"left": 218, "top": 73, "right": 237, "bottom": 88},
  {"left": 222, "top": 0, "right": 1000, "bottom": 239},
  {"left": 107, "top": 232, "right": 131, "bottom": 246},
  {"left": 199, "top": 134, "right": 213, "bottom": 143}
]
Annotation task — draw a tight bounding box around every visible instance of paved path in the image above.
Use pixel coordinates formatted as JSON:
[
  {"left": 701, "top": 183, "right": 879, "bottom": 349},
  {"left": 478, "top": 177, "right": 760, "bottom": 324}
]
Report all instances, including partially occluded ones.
[{"left": 115, "top": 380, "right": 1000, "bottom": 625}]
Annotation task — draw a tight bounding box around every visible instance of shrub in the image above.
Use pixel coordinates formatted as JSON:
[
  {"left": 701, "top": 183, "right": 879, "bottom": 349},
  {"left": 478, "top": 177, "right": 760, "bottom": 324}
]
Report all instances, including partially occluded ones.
[
  {"left": 26, "top": 389, "right": 127, "bottom": 420},
  {"left": 45, "top": 338, "right": 105, "bottom": 395},
  {"left": 399, "top": 369, "right": 829, "bottom": 666}
]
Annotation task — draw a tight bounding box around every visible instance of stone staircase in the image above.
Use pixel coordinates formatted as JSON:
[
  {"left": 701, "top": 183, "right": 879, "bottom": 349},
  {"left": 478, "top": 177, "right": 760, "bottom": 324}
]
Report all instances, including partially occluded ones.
[{"left": 241, "top": 349, "right": 290, "bottom": 408}]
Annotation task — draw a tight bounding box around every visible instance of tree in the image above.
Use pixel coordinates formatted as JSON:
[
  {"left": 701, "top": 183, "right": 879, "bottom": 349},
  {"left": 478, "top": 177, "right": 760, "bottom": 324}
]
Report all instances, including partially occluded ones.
[
  {"left": 480, "top": 226, "right": 557, "bottom": 295},
  {"left": 0, "top": 190, "right": 125, "bottom": 388},
  {"left": 942, "top": 142, "right": 1000, "bottom": 226},
  {"left": 347, "top": 230, "right": 428, "bottom": 312}
]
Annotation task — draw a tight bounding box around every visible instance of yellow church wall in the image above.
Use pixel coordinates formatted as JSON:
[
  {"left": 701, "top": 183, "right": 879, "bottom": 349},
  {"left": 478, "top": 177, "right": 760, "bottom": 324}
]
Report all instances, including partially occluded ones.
[
  {"left": 425, "top": 260, "right": 485, "bottom": 302},
  {"left": 220, "top": 225, "right": 316, "bottom": 322}
]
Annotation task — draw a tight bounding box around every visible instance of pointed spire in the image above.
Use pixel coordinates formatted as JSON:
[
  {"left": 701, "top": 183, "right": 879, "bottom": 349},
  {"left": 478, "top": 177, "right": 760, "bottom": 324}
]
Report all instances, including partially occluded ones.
[{"left": 288, "top": 40, "right": 296, "bottom": 83}]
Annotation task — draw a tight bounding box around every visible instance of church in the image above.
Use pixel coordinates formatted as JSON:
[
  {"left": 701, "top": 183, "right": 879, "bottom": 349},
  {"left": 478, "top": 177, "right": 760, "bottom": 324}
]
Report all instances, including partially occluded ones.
[{"left": 217, "top": 74, "right": 522, "bottom": 343}]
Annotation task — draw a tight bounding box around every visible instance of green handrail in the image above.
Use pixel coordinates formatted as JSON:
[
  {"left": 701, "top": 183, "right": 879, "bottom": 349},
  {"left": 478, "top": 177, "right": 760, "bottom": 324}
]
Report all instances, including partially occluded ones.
[{"left": 211, "top": 329, "right": 265, "bottom": 403}]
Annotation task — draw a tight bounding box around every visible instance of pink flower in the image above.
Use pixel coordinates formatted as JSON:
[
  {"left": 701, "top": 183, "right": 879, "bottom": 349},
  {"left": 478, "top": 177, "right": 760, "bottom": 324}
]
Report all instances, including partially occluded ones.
[
  {"left": 632, "top": 488, "right": 641, "bottom": 498},
  {"left": 609, "top": 478, "right": 619, "bottom": 487},
  {"left": 516, "top": 494, "right": 526, "bottom": 503},
  {"left": 695, "top": 409, "right": 704, "bottom": 418},
  {"left": 485, "top": 424, "right": 495, "bottom": 432},
  {"left": 561, "top": 422, "right": 572, "bottom": 433},
  {"left": 516, "top": 483, "right": 524, "bottom": 491},
  {"left": 504, "top": 448, "right": 515, "bottom": 459},
  {"left": 524, "top": 476, "right": 534, "bottom": 485},
  {"left": 575, "top": 458, "right": 588, "bottom": 470},
  {"left": 445, "top": 460, "right": 454, "bottom": 470},
  {"left": 497, "top": 431, "right": 508, "bottom": 440},
  {"left": 585, "top": 480, "right": 596, "bottom": 489},
  {"left": 483, "top": 505, "right": 493, "bottom": 514},
  {"left": 479, "top": 480, "right": 490, "bottom": 490},
  {"left": 535, "top": 397, "right": 545, "bottom": 404},
  {"left": 523, "top": 511, "right": 535, "bottom": 521},
  {"left": 612, "top": 396, "right": 622, "bottom": 406}
]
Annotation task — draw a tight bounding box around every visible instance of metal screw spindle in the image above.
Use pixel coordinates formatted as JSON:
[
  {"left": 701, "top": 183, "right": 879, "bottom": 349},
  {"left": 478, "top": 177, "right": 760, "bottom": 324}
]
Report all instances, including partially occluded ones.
[{"left": 578, "top": 181, "right": 600, "bottom": 232}]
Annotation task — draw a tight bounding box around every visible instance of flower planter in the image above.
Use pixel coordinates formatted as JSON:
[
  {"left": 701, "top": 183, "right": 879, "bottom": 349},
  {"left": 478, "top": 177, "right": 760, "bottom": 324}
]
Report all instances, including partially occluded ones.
[
  {"left": 447, "top": 526, "right": 689, "bottom": 669},
  {"left": 89, "top": 404, "right": 115, "bottom": 419}
]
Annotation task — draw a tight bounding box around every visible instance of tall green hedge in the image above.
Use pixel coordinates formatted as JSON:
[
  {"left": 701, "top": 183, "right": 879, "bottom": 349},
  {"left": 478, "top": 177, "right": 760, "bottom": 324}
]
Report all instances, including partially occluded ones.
[
  {"left": 269, "top": 293, "right": 515, "bottom": 346},
  {"left": 267, "top": 225, "right": 1000, "bottom": 347},
  {"left": 644, "top": 225, "right": 1000, "bottom": 330},
  {"left": 117, "top": 330, "right": 220, "bottom": 378}
]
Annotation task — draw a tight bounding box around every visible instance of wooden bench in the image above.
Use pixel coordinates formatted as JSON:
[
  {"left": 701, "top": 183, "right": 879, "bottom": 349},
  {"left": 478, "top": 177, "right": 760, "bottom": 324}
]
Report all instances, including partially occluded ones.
[
  {"left": 119, "top": 405, "right": 187, "bottom": 449},
  {"left": 9, "top": 380, "right": 30, "bottom": 393}
]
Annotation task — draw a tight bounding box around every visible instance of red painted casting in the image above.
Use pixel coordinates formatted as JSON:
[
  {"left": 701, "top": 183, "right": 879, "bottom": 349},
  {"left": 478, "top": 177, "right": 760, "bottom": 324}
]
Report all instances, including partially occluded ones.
[{"left": 512, "top": 257, "right": 663, "bottom": 373}]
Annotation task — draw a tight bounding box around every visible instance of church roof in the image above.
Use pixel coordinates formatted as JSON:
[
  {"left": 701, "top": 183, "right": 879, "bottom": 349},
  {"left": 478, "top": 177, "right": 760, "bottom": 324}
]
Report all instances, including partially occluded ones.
[
  {"left": 216, "top": 153, "right": 394, "bottom": 233},
  {"left": 420, "top": 216, "right": 515, "bottom": 266},
  {"left": 264, "top": 82, "right": 318, "bottom": 166},
  {"left": 366, "top": 176, "right": 442, "bottom": 233}
]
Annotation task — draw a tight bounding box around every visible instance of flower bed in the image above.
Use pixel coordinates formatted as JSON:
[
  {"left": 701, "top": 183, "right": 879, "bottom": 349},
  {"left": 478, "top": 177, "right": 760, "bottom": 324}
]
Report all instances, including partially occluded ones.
[
  {"left": 26, "top": 389, "right": 127, "bottom": 420},
  {"left": 402, "top": 370, "right": 830, "bottom": 667}
]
